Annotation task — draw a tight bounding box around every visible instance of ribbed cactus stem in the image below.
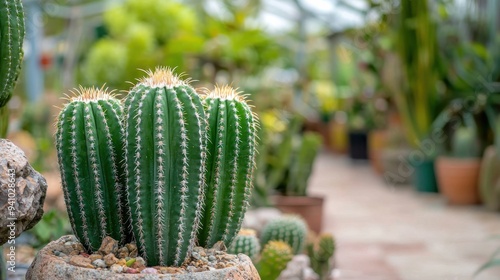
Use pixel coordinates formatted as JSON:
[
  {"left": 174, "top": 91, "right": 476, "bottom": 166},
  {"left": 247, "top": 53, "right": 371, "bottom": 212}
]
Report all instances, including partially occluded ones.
[
  {"left": 124, "top": 67, "right": 206, "bottom": 266},
  {"left": 56, "top": 87, "right": 129, "bottom": 252},
  {"left": 197, "top": 85, "right": 258, "bottom": 248},
  {"left": 0, "top": 0, "right": 24, "bottom": 108},
  {"left": 261, "top": 215, "right": 308, "bottom": 254},
  {"left": 227, "top": 229, "right": 261, "bottom": 261},
  {"left": 257, "top": 241, "right": 293, "bottom": 280}
]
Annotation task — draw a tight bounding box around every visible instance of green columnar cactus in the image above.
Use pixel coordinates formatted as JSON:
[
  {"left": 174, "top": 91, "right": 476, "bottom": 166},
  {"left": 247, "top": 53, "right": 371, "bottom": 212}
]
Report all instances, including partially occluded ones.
[
  {"left": 287, "top": 132, "right": 322, "bottom": 196},
  {"left": 261, "top": 215, "right": 308, "bottom": 254},
  {"left": 124, "top": 68, "right": 207, "bottom": 266},
  {"left": 55, "top": 87, "right": 129, "bottom": 252},
  {"left": 0, "top": 0, "right": 25, "bottom": 137},
  {"left": 227, "top": 229, "right": 260, "bottom": 261},
  {"left": 257, "top": 241, "right": 293, "bottom": 280},
  {"left": 0, "top": 0, "right": 24, "bottom": 108},
  {"left": 307, "top": 233, "right": 336, "bottom": 280},
  {"left": 197, "top": 85, "right": 258, "bottom": 248}
]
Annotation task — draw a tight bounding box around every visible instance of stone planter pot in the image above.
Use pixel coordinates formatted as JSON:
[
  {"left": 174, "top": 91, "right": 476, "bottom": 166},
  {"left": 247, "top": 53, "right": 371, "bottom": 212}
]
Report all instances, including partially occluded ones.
[{"left": 26, "top": 235, "right": 260, "bottom": 280}]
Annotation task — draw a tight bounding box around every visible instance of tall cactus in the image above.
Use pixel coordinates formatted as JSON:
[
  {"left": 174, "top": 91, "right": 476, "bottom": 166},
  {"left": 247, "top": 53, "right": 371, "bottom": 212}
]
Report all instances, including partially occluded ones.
[
  {"left": 197, "top": 85, "right": 258, "bottom": 248},
  {"left": 0, "top": 0, "right": 25, "bottom": 137},
  {"left": 124, "top": 67, "right": 206, "bottom": 266},
  {"left": 55, "top": 87, "right": 129, "bottom": 252}
]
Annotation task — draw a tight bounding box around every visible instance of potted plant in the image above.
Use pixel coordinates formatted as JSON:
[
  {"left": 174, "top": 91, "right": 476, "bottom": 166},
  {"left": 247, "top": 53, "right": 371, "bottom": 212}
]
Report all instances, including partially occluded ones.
[
  {"left": 27, "top": 69, "right": 261, "bottom": 279},
  {"left": 433, "top": 97, "right": 489, "bottom": 205},
  {"left": 272, "top": 126, "right": 324, "bottom": 233},
  {"left": 382, "top": 0, "right": 444, "bottom": 192}
]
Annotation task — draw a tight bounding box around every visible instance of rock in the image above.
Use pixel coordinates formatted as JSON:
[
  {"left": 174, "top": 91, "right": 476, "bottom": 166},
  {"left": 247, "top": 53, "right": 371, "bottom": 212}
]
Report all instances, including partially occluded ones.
[
  {"left": 98, "top": 236, "right": 118, "bottom": 256},
  {"left": 141, "top": 268, "right": 157, "bottom": 274},
  {"left": 212, "top": 241, "right": 226, "bottom": 252},
  {"left": 0, "top": 139, "right": 47, "bottom": 245},
  {"left": 27, "top": 235, "right": 262, "bottom": 280},
  {"left": 124, "top": 267, "right": 139, "bottom": 274},
  {"left": 116, "top": 247, "right": 129, "bottom": 258},
  {"left": 126, "top": 243, "right": 138, "bottom": 258},
  {"left": 68, "top": 255, "right": 93, "bottom": 269},
  {"left": 109, "top": 264, "right": 123, "bottom": 273},
  {"left": 92, "top": 259, "right": 106, "bottom": 268},
  {"left": 242, "top": 207, "right": 282, "bottom": 233},
  {"left": 103, "top": 253, "right": 118, "bottom": 267},
  {"left": 89, "top": 254, "right": 102, "bottom": 262}
]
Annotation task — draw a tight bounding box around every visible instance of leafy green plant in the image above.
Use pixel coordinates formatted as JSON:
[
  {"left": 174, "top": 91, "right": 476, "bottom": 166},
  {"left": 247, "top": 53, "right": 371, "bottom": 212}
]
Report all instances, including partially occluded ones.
[
  {"left": 82, "top": 0, "right": 202, "bottom": 89},
  {"left": 28, "top": 210, "right": 71, "bottom": 249}
]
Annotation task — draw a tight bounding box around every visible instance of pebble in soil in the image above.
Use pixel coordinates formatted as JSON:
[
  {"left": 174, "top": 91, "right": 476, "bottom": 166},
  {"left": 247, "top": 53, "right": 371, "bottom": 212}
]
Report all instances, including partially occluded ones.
[{"left": 52, "top": 237, "right": 240, "bottom": 275}]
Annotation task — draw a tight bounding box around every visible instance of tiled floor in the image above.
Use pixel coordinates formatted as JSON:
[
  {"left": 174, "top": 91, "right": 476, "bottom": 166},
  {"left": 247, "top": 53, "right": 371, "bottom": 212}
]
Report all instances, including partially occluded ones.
[{"left": 309, "top": 153, "right": 500, "bottom": 280}]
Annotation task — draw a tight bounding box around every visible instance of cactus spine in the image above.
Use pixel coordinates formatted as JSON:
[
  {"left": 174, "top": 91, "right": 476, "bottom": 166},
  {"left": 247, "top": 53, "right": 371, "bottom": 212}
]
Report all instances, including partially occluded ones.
[
  {"left": 261, "top": 215, "right": 308, "bottom": 254},
  {"left": 227, "top": 229, "right": 260, "bottom": 261},
  {"left": 307, "top": 233, "right": 335, "bottom": 280},
  {"left": 124, "top": 68, "right": 206, "bottom": 266},
  {"left": 257, "top": 241, "right": 293, "bottom": 280},
  {"left": 197, "top": 85, "right": 258, "bottom": 248},
  {"left": 55, "top": 87, "right": 129, "bottom": 252}
]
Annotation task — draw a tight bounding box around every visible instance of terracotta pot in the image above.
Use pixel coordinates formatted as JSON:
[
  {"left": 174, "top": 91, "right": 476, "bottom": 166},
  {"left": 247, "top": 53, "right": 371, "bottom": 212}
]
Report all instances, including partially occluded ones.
[
  {"left": 272, "top": 196, "right": 324, "bottom": 233},
  {"left": 368, "top": 130, "right": 387, "bottom": 174},
  {"left": 435, "top": 157, "right": 481, "bottom": 205}
]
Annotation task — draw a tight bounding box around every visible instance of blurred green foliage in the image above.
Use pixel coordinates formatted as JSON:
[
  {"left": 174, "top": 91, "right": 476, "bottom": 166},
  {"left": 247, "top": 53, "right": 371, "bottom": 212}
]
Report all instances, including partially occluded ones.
[
  {"left": 28, "top": 209, "right": 71, "bottom": 249},
  {"left": 82, "top": 0, "right": 202, "bottom": 88}
]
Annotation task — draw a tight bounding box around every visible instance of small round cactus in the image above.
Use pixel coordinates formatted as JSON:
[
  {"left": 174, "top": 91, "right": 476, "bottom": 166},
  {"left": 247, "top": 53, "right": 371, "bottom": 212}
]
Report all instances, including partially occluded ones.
[
  {"left": 261, "top": 215, "right": 308, "bottom": 254},
  {"left": 227, "top": 229, "right": 260, "bottom": 261},
  {"left": 257, "top": 241, "right": 293, "bottom": 280}
]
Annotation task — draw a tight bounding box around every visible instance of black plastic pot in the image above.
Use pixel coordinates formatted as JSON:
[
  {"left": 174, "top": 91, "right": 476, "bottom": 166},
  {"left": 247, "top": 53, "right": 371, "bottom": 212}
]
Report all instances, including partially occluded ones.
[{"left": 348, "top": 130, "right": 369, "bottom": 160}]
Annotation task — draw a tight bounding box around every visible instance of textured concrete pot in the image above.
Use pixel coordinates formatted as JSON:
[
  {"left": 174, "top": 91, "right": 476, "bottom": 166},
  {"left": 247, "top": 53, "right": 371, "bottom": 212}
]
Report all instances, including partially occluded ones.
[{"left": 26, "top": 235, "right": 260, "bottom": 280}]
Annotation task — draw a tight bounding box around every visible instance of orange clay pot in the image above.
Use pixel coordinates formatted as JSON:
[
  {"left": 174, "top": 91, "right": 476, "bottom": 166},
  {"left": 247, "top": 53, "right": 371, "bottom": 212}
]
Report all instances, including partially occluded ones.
[{"left": 435, "top": 157, "right": 481, "bottom": 205}]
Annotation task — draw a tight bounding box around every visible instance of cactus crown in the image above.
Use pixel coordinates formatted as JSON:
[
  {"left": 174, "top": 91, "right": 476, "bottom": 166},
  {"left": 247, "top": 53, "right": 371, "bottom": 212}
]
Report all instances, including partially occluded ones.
[
  {"left": 64, "top": 86, "right": 118, "bottom": 102},
  {"left": 138, "top": 67, "right": 190, "bottom": 88}
]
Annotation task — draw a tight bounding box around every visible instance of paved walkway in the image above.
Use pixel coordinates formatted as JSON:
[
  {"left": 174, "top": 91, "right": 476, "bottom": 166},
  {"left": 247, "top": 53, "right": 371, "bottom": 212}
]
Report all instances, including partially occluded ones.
[{"left": 309, "top": 153, "right": 500, "bottom": 280}]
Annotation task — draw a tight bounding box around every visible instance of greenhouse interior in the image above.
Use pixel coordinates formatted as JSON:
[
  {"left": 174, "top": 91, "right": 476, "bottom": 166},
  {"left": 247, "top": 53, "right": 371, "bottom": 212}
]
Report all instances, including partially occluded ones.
[{"left": 1, "top": 0, "right": 500, "bottom": 279}]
